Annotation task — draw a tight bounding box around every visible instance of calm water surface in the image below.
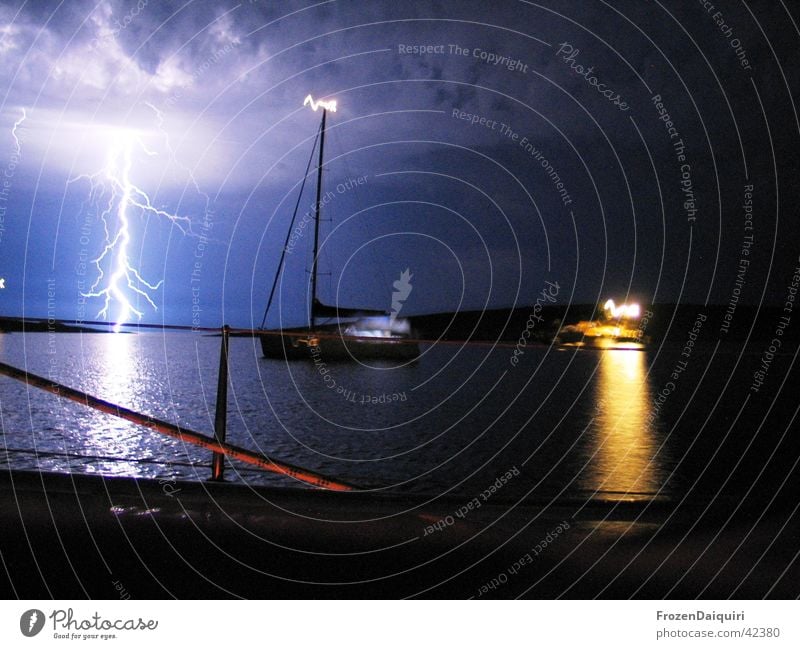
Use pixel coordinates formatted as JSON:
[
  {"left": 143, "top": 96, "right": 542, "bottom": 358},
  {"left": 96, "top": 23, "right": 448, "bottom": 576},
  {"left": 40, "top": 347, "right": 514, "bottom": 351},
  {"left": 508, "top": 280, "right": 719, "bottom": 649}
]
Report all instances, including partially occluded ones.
[{"left": 0, "top": 332, "right": 795, "bottom": 502}]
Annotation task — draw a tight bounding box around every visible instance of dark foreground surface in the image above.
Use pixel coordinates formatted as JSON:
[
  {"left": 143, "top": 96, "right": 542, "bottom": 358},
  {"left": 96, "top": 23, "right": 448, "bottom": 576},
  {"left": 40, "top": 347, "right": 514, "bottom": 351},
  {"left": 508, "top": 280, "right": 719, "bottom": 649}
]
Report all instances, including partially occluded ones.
[{"left": 1, "top": 470, "right": 797, "bottom": 599}]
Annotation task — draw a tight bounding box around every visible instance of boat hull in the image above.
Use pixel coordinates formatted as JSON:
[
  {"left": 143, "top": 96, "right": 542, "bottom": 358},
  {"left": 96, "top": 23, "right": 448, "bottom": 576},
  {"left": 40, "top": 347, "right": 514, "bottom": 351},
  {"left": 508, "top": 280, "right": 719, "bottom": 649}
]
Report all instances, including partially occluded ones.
[
  {"left": 2, "top": 469, "right": 795, "bottom": 598},
  {"left": 260, "top": 330, "right": 419, "bottom": 362}
]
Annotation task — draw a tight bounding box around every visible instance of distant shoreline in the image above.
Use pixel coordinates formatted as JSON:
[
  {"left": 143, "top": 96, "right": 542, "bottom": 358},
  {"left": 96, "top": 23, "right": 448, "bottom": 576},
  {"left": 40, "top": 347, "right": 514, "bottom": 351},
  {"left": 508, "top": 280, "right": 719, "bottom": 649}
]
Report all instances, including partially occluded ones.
[
  {"left": 0, "top": 316, "right": 110, "bottom": 334},
  {"left": 2, "top": 303, "right": 796, "bottom": 342}
]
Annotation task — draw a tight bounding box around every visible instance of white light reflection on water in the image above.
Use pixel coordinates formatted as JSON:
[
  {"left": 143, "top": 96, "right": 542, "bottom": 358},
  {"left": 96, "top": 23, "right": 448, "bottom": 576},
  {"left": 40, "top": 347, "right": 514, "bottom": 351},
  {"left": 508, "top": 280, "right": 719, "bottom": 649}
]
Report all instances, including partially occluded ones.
[
  {"left": 78, "top": 332, "right": 143, "bottom": 475},
  {"left": 99, "top": 332, "right": 136, "bottom": 403}
]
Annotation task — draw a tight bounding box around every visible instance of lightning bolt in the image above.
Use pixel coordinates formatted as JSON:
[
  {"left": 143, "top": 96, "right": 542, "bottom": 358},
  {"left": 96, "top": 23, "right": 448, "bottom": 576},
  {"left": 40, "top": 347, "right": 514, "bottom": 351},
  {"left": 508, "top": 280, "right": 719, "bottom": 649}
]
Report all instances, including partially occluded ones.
[
  {"left": 144, "top": 102, "right": 212, "bottom": 224},
  {"left": 11, "top": 107, "right": 26, "bottom": 155},
  {"left": 69, "top": 112, "right": 201, "bottom": 332},
  {"left": 28, "top": 611, "right": 37, "bottom": 632}
]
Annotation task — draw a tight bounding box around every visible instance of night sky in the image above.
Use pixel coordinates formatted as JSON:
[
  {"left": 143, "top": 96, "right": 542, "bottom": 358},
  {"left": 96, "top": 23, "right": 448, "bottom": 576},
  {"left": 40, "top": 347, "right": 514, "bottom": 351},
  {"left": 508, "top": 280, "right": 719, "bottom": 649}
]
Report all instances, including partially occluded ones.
[{"left": 0, "top": 0, "right": 798, "bottom": 329}]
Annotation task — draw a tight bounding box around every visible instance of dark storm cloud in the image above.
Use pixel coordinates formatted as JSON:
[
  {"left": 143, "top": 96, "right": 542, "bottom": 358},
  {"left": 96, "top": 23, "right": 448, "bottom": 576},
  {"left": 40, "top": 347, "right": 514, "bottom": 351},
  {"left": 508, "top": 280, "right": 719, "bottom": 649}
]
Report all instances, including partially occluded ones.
[{"left": 0, "top": 0, "right": 798, "bottom": 325}]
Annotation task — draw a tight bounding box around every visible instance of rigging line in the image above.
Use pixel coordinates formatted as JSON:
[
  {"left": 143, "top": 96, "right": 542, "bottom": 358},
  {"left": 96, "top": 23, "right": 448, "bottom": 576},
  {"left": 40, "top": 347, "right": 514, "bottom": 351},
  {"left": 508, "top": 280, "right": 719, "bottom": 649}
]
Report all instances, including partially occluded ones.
[
  {"left": 325, "top": 128, "right": 339, "bottom": 303},
  {"left": 328, "top": 125, "right": 388, "bottom": 314},
  {"left": 325, "top": 124, "right": 357, "bottom": 303},
  {"left": 260, "top": 121, "right": 323, "bottom": 329},
  {"left": 317, "top": 125, "right": 341, "bottom": 324}
]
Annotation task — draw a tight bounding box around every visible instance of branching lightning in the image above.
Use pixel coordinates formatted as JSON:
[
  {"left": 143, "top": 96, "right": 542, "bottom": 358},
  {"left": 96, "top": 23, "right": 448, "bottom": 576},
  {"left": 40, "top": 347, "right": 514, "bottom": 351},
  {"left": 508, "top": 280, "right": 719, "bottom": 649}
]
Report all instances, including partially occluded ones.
[
  {"left": 69, "top": 109, "right": 203, "bottom": 332},
  {"left": 144, "top": 102, "right": 212, "bottom": 223},
  {"left": 11, "top": 107, "right": 26, "bottom": 154}
]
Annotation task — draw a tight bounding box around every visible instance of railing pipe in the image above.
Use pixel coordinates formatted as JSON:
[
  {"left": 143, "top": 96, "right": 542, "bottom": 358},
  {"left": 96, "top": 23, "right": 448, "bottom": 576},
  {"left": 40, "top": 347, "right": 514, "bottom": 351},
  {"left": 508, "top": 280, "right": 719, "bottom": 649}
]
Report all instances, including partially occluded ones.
[
  {"left": 0, "top": 360, "right": 359, "bottom": 491},
  {"left": 211, "top": 325, "right": 230, "bottom": 481}
]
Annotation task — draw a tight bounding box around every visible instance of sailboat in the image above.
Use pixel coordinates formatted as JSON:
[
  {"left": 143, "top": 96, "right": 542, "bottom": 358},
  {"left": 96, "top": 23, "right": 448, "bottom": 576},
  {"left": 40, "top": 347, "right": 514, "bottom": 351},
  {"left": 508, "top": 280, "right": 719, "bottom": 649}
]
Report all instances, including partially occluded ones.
[{"left": 259, "top": 96, "right": 419, "bottom": 362}]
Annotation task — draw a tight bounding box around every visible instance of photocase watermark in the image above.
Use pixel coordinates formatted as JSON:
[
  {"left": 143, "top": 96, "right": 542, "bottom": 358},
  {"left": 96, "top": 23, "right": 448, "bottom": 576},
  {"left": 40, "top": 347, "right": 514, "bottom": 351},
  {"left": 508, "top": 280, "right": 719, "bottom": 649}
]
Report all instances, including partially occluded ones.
[
  {"left": 308, "top": 344, "right": 407, "bottom": 405},
  {"left": 285, "top": 175, "right": 368, "bottom": 254},
  {"left": 422, "top": 466, "right": 520, "bottom": 536},
  {"left": 112, "top": 0, "right": 148, "bottom": 35},
  {"left": 448, "top": 43, "right": 529, "bottom": 73},
  {"left": 699, "top": 2, "right": 753, "bottom": 71},
  {"left": 74, "top": 213, "right": 94, "bottom": 324},
  {"left": 679, "top": 311, "right": 706, "bottom": 360},
  {"left": 47, "top": 278, "right": 58, "bottom": 379},
  {"left": 516, "top": 136, "right": 573, "bottom": 206},
  {"left": 398, "top": 43, "right": 529, "bottom": 73},
  {"left": 751, "top": 255, "right": 799, "bottom": 393},
  {"left": 422, "top": 464, "right": 520, "bottom": 536},
  {"left": 452, "top": 108, "right": 501, "bottom": 132},
  {"left": 720, "top": 184, "right": 755, "bottom": 334},
  {"left": 452, "top": 109, "right": 573, "bottom": 206},
  {"left": 111, "top": 578, "right": 131, "bottom": 600},
  {"left": 555, "top": 43, "right": 629, "bottom": 111},
  {"left": 475, "top": 520, "right": 570, "bottom": 597},
  {"left": 20, "top": 608, "right": 158, "bottom": 641},
  {"left": 510, "top": 279, "right": 560, "bottom": 366},
  {"left": 390, "top": 268, "right": 412, "bottom": 325},
  {"left": 190, "top": 207, "right": 214, "bottom": 331},
  {"left": 651, "top": 94, "right": 696, "bottom": 224},
  {"left": 158, "top": 463, "right": 182, "bottom": 498},
  {"left": 20, "top": 609, "right": 45, "bottom": 637},
  {"left": 645, "top": 312, "right": 706, "bottom": 427},
  {"left": 164, "top": 38, "right": 241, "bottom": 108},
  {"left": 89, "top": 0, "right": 149, "bottom": 54},
  {"left": 397, "top": 43, "right": 447, "bottom": 55}
]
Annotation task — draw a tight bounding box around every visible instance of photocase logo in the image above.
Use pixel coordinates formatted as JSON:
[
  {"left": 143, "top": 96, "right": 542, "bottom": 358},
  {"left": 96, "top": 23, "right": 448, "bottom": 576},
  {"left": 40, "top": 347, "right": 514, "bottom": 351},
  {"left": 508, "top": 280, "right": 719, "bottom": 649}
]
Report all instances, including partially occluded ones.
[
  {"left": 20, "top": 609, "right": 45, "bottom": 637},
  {"left": 390, "top": 268, "right": 413, "bottom": 324}
]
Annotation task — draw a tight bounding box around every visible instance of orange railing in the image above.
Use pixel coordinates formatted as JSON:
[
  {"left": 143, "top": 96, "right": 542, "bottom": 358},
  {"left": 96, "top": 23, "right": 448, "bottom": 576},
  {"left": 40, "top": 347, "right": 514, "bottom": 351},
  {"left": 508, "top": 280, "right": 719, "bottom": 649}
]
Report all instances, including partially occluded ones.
[{"left": 0, "top": 325, "right": 359, "bottom": 492}]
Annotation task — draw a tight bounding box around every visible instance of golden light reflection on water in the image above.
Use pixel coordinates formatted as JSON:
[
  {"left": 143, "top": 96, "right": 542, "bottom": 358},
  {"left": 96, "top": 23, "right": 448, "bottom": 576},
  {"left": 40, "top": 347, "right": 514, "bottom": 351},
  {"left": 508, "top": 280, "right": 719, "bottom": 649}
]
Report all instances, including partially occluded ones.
[{"left": 584, "top": 348, "right": 663, "bottom": 499}]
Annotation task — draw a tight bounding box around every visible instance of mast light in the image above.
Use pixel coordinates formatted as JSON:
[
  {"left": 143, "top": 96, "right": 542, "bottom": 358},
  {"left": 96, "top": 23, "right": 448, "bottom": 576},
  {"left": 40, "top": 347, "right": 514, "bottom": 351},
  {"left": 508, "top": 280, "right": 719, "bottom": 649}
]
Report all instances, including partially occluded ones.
[{"left": 304, "top": 94, "right": 337, "bottom": 112}]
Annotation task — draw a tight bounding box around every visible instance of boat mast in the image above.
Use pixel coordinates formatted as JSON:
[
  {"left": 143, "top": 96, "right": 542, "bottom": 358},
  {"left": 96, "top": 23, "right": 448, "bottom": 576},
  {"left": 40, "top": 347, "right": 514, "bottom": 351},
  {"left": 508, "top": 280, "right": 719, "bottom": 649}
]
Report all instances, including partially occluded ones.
[{"left": 310, "top": 107, "right": 326, "bottom": 325}]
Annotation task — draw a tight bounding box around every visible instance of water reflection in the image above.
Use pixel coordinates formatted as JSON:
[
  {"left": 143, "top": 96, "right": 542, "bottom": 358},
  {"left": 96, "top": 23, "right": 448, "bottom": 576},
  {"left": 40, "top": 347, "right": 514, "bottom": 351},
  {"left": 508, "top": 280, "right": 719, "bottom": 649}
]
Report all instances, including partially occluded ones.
[
  {"left": 99, "top": 332, "right": 137, "bottom": 405},
  {"left": 74, "top": 332, "right": 149, "bottom": 475},
  {"left": 584, "top": 349, "right": 664, "bottom": 499}
]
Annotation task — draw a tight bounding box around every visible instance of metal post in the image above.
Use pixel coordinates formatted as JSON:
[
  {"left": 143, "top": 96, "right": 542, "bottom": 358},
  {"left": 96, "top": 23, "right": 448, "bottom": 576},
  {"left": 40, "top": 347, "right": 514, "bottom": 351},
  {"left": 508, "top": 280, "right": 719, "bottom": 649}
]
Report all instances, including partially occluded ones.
[
  {"left": 0, "top": 357, "right": 359, "bottom": 490},
  {"left": 211, "top": 324, "right": 230, "bottom": 481},
  {"left": 309, "top": 108, "right": 326, "bottom": 325}
]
